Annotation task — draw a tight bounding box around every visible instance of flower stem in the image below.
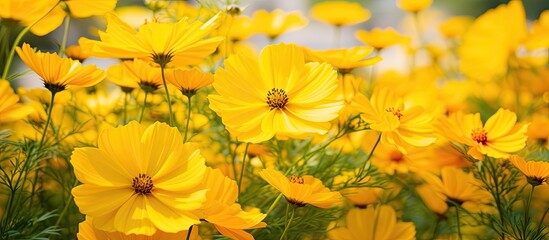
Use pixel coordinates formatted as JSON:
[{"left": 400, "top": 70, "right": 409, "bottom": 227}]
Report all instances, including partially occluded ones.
[
  {"left": 185, "top": 225, "right": 193, "bottom": 240},
  {"left": 39, "top": 91, "right": 57, "bottom": 146},
  {"left": 455, "top": 206, "right": 462, "bottom": 240},
  {"left": 357, "top": 132, "right": 381, "bottom": 179},
  {"left": 160, "top": 66, "right": 175, "bottom": 126},
  {"left": 237, "top": 142, "right": 250, "bottom": 202},
  {"left": 280, "top": 205, "right": 296, "bottom": 240},
  {"left": 333, "top": 26, "right": 341, "bottom": 48},
  {"left": 54, "top": 180, "right": 77, "bottom": 226},
  {"left": 2, "top": 1, "right": 60, "bottom": 80},
  {"left": 123, "top": 92, "right": 129, "bottom": 124},
  {"left": 183, "top": 96, "right": 192, "bottom": 142},
  {"left": 266, "top": 193, "right": 283, "bottom": 216},
  {"left": 523, "top": 185, "right": 536, "bottom": 237},
  {"left": 59, "top": 15, "right": 71, "bottom": 55},
  {"left": 139, "top": 92, "right": 149, "bottom": 123}
]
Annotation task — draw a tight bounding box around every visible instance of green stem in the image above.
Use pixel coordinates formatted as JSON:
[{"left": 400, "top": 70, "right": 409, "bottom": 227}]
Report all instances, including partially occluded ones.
[
  {"left": 2, "top": 1, "right": 60, "bottom": 79},
  {"left": 185, "top": 225, "right": 193, "bottom": 240},
  {"left": 139, "top": 92, "right": 149, "bottom": 123},
  {"left": 39, "top": 91, "right": 57, "bottom": 146},
  {"left": 59, "top": 15, "right": 70, "bottom": 55},
  {"left": 183, "top": 96, "right": 192, "bottom": 142},
  {"left": 160, "top": 66, "right": 175, "bottom": 126},
  {"left": 523, "top": 185, "right": 535, "bottom": 237},
  {"left": 54, "top": 181, "right": 77, "bottom": 226},
  {"left": 455, "top": 206, "right": 462, "bottom": 240},
  {"left": 265, "top": 193, "right": 283, "bottom": 216},
  {"left": 413, "top": 12, "right": 425, "bottom": 48},
  {"left": 357, "top": 132, "right": 381, "bottom": 178},
  {"left": 280, "top": 206, "right": 296, "bottom": 240},
  {"left": 333, "top": 26, "right": 341, "bottom": 48},
  {"left": 123, "top": 92, "right": 128, "bottom": 124},
  {"left": 237, "top": 142, "right": 250, "bottom": 202}
]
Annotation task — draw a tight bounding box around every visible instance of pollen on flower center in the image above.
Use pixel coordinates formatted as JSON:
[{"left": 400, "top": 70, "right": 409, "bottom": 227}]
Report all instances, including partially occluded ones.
[
  {"left": 471, "top": 128, "right": 488, "bottom": 145},
  {"left": 386, "top": 107, "right": 403, "bottom": 119},
  {"left": 132, "top": 173, "right": 154, "bottom": 194},
  {"left": 266, "top": 88, "right": 289, "bottom": 110},
  {"left": 289, "top": 175, "right": 304, "bottom": 184}
]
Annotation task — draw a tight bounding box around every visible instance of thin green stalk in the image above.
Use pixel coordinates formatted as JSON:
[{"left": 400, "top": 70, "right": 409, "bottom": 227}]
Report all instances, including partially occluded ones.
[
  {"left": 2, "top": 1, "right": 60, "bottom": 79},
  {"left": 185, "top": 225, "right": 193, "bottom": 240},
  {"left": 59, "top": 15, "right": 70, "bottom": 55},
  {"left": 160, "top": 66, "right": 175, "bottom": 126},
  {"left": 39, "top": 91, "right": 57, "bottom": 146},
  {"left": 139, "top": 92, "right": 149, "bottom": 123},
  {"left": 231, "top": 141, "right": 240, "bottom": 189},
  {"left": 413, "top": 12, "right": 425, "bottom": 47},
  {"left": 523, "top": 185, "right": 536, "bottom": 238},
  {"left": 280, "top": 205, "right": 296, "bottom": 240},
  {"left": 54, "top": 181, "right": 77, "bottom": 226},
  {"left": 455, "top": 206, "right": 462, "bottom": 240},
  {"left": 333, "top": 26, "right": 341, "bottom": 48},
  {"left": 123, "top": 92, "right": 129, "bottom": 124},
  {"left": 358, "top": 132, "right": 381, "bottom": 178},
  {"left": 265, "top": 193, "right": 283, "bottom": 216},
  {"left": 183, "top": 96, "right": 192, "bottom": 142},
  {"left": 237, "top": 142, "right": 251, "bottom": 202}
]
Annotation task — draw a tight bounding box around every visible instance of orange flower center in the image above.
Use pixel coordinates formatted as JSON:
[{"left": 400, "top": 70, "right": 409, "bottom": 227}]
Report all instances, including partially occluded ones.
[
  {"left": 471, "top": 128, "right": 488, "bottom": 145},
  {"left": 266, "top": 88, "right": 289, "bottom": 110},
  {"left": 386, "top": 107, "right": 403, "bottom": 120},
  {"left": 390, "top": 151, "right": 404, "bottom": 163},
  {"left": 132, "top": 173, "right": 153, "bottom": 194},
  {"left": 288, "top": 175, "right": 304, "bottom": 184}
]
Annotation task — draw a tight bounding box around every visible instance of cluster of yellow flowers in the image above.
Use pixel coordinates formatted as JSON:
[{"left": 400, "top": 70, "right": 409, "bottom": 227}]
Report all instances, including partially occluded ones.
[{"left": 0, "top": 0, "right": 548, "bottom": 239}]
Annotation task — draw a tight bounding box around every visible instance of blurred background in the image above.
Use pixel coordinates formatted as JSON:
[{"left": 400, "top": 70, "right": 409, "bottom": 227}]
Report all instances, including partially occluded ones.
[{"left": 13, "top": 0, "right": 549, "bottom": 88}]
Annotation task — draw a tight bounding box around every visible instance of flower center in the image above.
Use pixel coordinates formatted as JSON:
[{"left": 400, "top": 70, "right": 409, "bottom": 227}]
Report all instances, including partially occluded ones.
[
  {"left": 386, "top": 107, "right": 403, "bottom": 120},
  {"left": 389, "top": 151, "right": 404, "bottom": 163},
  {"left": 132, "top": 173, "right": 153, "bottom": 194},
  {"left": 288, "top": 175, "right": 304, "bottom": 184},
  {"left": 471, "top": 128, "right": 488, "bottom": 145},
  {"left": 266, "top": 88, "right": 289, "bottom": 110}
]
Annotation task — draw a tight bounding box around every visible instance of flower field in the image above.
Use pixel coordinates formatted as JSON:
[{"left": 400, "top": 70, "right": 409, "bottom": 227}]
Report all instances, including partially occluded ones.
[{"left": 0, "top": 0, "right": 548, "bottom": 239}]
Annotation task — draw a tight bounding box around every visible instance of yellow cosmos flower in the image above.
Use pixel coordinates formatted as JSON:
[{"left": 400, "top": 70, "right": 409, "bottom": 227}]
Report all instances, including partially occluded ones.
[
  {"left": 527, "top": 114, "right": 549, "bottom": 148},
  {"left": 352, "top": 87, "right": 436, "bottom": 154},
  {"left": 82, "top": 12, "right": 223, "bottom": 67},
  {"left": 164, "top": 68, "right": 213, "bottom": 98},
  {"left": 417, "top": 166, "right": 491, "bottom": 214},
  {"left": 77, "top": 217, "right": 192, "bottom": 240},
  {"left": 328, "top": 205, "right": 416, "bottom": 240},
  {"left": 509, "top": 155, "right": 549, "bottom": 186},
  {"left": 371, "top": 142, "right": 432, "bottom": 175},
  {"left": 304, "top": 46, "right": 382, "bottom": 73},
  {"left": 32, "top": 0, "right": 118, "bottom": 36},
  {"left": 65, "top": 44, "right": 91, "bottom": 63},
  {"left": 122, "top": 59, "right": 164, "bottom": 93},
  {"left": 208, "top": 43, "right": 344, "bottom": 143},
  {"left": 258, "top": 168, "right": 342, "bottom": 208},
  {"left": 106, "top": 62, "right": 141, "bottom": 92},
  {"left": 525, "top": 10, "right": 549, "bottom": 50},
  {"left": 310, "top": 1, "right": 371, "bottom": 26},
  {"left": 459, "top": 0, "right": 527, "bottom": 81},
  {"left": 355, "top": 27, "right": 410, "bottom": 50},
  {"left": 397, "top": 0, "right": 433, "bottom": 13},
  {"left": 0, "top": 80, "right": 33, "bottom": 124},
  {"left": 435, "top": 108, "right": 528, "bottom": 160},
  {"left": 194, "top": 168, "right": 266, "bottom": 240},
  {"left": 0, "top": 0, "right": 63, "bottom": 36},
  {"left": 251, "top": 9, "right": 308, "bottom": 39},
  {"left": 71, "top": 121, "right": 208, "bottom": 235},
  {"left": 16, "top": 43, "right": 105, "bottom": 93},
  {"left": 438, "top": 16, "right": 474, "bottom": 39}
]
